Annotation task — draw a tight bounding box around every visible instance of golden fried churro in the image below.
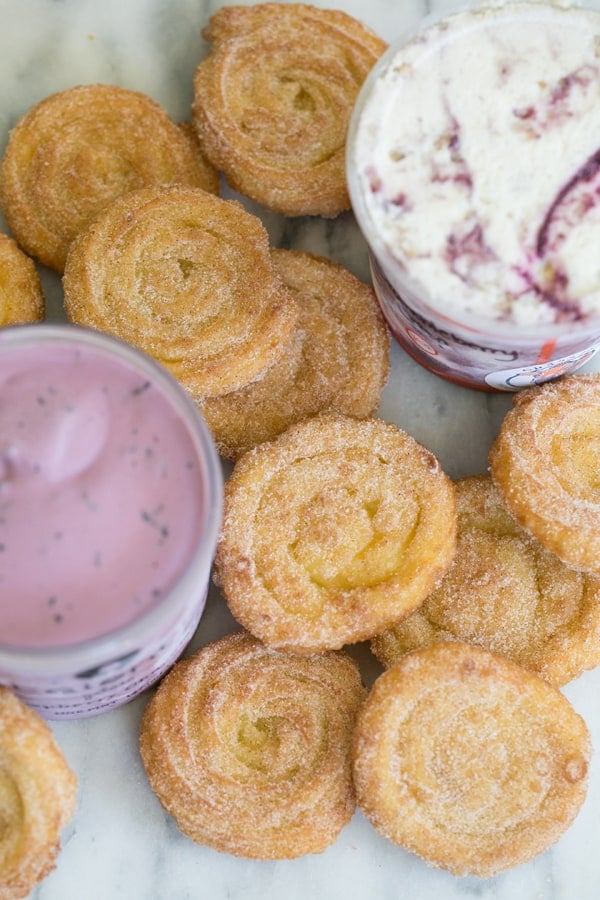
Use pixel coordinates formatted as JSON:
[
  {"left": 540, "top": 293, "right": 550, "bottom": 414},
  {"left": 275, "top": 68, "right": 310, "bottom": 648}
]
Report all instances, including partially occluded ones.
[
  {"left": 215, "top": 413, "right": 456, "bottom": 653},
  {"left": 139, "top": 631, "right": 365, "bottom": 859},
  {"left": 490, "top": 374, "right": 600, "bottom": 575},
  {"left": 192, "top": 3, "right": 387, "bottom": 216},
  {"left": 371, "top": 474, "right": 600, "bottom": 686},
  {"left": 177, "top": 120, "right": 220, "bottom": 195},
  {"left": 353, "top": 642, "right": 591, "bottom": 877},
  {"left": 0, "top": 688, "right": 77, "bottom": 899},
  {"left": 199, "top": 249, "right": 390, "bottom": 458},
  {"left": 0, "top": 84, "right": 220, "bottom": 272},
  {"left": 63, "top": 184, "right": 298, "bottom": 398},
  {"left": 0, "top": 233, "right": 43, "bottom": 325}
]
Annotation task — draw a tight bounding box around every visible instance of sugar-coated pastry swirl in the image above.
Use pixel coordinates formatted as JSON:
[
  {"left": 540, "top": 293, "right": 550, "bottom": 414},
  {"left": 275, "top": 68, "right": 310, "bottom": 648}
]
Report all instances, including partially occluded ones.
[
  {"left": 215, "top": 413, "right": 456, "bottom": 652},
  {"left": 0, "top": 233, "right": 44, "bottom": 325},
  {"left": 199, "top": 249, "right": 390, "bottom": 458},
  {"left": 353, "top": 643, "right": 591, "bottom": 877},
  {"left": 0, "top": 688, "right": 77, "bottom": 899},
  {"left": 0, "top": 84, "right": 219, "bottom": 272},
  {"left": 489, "top": 374, "right": 600, "bottom": 574},
  {"left": 63, "top": 184, "right": 297, "bottom": 398},
  {"left": 139, "top": 631, "right": 366, "bottom": 859},
  {"left": 372, "top": 474, "right": 600, "bottom": 686},
  {"left": 192, "top": 3, "right": 387, "bottom": 216}
]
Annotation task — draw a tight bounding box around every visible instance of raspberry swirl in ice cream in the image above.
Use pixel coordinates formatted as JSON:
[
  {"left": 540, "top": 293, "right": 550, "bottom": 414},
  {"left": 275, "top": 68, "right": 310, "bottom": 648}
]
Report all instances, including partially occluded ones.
[{"left": 353, "top": 2, "right": 600, "bottom": 327}]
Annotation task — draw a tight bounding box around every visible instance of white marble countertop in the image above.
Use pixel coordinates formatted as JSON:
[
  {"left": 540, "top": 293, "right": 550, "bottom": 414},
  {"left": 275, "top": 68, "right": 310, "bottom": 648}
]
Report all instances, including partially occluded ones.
[{"left": 2, "top": 0, "right": 600, "bottom": 897}]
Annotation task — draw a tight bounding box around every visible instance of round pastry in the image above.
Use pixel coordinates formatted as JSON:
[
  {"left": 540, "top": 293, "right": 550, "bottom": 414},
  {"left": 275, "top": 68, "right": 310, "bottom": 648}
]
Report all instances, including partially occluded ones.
[
  {"left": 199, "top": 249, "right": 390, "bottom": 458},
  {"left": 0, "top": 84, "right": 220, "bottom": 272},
  {"left": 63, "top": 184, "right": 298, "bottom": 398},
  {"left": 0, "top": 233, "right": 44, "bottom": 325},
  {"left": 371, "top": 474, "right": 600, "bottom": 686},
  {"left": 139, "top": 630, "right": 366, "bottom": 859},
  {"left": 0, "top": 687, "right": 77, "bottom": 899},
  {"left": 215, "top": 413, "right": 456, "bottom": 653},
  {"left": 192, "top": 3, "right": 387, "bottom": 216},
  {"left": 489, "top": 374, "right": 600, "bottom": 574},
  {"left": 353, "top": 642, "right": 591, "bottom": 877}
]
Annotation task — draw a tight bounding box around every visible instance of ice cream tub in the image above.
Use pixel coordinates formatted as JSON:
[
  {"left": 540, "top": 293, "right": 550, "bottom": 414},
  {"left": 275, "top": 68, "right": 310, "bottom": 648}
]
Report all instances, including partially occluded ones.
[
  {"left": 347, "top": 1, "right": 600, "bottom": 390},
  {"left": 0, "top": 324, "right": 223, "bottom": 718}
]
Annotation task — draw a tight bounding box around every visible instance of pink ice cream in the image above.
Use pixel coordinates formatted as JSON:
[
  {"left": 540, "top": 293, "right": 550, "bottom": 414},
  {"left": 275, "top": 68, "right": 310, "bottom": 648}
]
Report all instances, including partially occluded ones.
[{"left": 0, "top": 331, "right": 206, "bottom": 648}]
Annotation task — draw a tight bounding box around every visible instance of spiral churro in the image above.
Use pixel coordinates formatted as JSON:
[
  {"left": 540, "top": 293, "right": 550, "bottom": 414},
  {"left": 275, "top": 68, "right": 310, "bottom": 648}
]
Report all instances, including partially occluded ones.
[
  {"left": 192, "top": 3, "right": 386, "bottom": 216},
  {"left": 0, "top": 84, "right": 219, "bottom": 271},
  {"left": 63, "top": 184, "right": 297, "bottom": 398},
  {"left": 0, "top": 233, "right": 44, "bottom": 325},
  {"left": 353, "top": 642, "right": 591, "bottom": 877},
  {"left": 215, "top": 413, "right": 456, "bottom": 653},
  {"left": 490, "top": 374, "right": 600, "bottom": 575},
  {"left": 0, "top": 688, "right": 77, "bottom": 899},
  {"left": 139, "top": 631, "right": 365, "bottom": 859},
  {"left": 199, "top": 249, "right": 390, "bottom": 457},
  {"left": 372, "top": 474, "right": 600, "bottom": 686}
]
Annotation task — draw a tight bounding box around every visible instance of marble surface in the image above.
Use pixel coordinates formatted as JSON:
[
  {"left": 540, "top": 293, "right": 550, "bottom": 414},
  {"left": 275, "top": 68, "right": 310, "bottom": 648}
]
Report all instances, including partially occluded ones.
[{"left": 1, "top": 0, "right": 600, "bottom": 897}]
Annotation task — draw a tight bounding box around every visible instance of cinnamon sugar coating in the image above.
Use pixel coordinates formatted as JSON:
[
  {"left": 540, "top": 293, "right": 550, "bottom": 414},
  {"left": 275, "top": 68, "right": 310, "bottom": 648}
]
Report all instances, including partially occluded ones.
[
  {"left": 490, "top": 374, "right": 600, "bottom": 575},
  {"left": 139, "top": 631, "right": 365, "bottom": 859},
  {"left": 353, "top": 642, "right": 591, "bottom": 877},
  {"left": 372, "top": 474, "right": 600, "bottom": 686},
  {"left": 177, "top": 120, "right": 221, "bottom": 195},
  {"left": 0, "top": 688, "right": 77, "bottom": 899},
  {"left": 63, "top": 184, "right": 297, "bottom": 398},
  {"left": 215, "top": 413, "right": 456, "bottom": 653},
  {"left": 0, "top": 84, "right": 219, "bottom": 272},
  {"left": 0, "top": 234, "right": 44, "bottom": 325},
  {"left": 199, "top": 249, "right": 390, "bottom": 458},
  {"left": 192, "top": 3, "right": 386, "bottom": 216}
]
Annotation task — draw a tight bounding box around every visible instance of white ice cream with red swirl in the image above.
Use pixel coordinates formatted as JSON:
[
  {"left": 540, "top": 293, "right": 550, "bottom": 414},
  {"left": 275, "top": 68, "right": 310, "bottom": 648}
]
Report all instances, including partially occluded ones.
[{"left": 353, "top": 2, "right": 600, "bottom": 325}]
